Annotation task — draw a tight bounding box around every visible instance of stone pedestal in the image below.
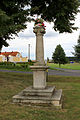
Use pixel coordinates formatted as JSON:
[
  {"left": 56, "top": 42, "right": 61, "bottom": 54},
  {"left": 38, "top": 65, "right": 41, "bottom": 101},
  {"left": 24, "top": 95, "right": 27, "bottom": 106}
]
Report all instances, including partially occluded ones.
[
  {"left": 30, "top": 26, "right": 48, "bottom": 89},
  {"left": 30, "top": 66, "right": 48, "bottom": 89},
  {"left": 13, "top": 24, "right": 62, "bottom": 108}
]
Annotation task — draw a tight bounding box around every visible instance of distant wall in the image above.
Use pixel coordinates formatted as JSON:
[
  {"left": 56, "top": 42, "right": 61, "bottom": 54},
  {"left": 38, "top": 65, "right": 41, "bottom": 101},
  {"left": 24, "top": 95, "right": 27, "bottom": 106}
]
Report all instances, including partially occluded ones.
[
  {"left": 0, "top": 56, "right": 2, "bottom": 62},
  {"left": 13, "top": 57, "right": 20, "bottom": 62},
  {"left": 21, "top": 57, "right": 28, "bottom": 62},
  {"left": 0, "top": 56, "right": 28, "bottom": 62}
]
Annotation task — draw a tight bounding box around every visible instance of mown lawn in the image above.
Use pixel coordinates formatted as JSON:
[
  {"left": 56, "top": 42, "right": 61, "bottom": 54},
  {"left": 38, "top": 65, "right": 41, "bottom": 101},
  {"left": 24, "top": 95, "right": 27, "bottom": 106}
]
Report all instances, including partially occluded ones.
[
  {"left": 0, "top": 62, "right": 34, "bottom": 72},
  {"left": 0, "top": 71, "right": 80, "bottom": 120},
  {"left": 47, "top": 63, "right": 80, "bottom": 70}
]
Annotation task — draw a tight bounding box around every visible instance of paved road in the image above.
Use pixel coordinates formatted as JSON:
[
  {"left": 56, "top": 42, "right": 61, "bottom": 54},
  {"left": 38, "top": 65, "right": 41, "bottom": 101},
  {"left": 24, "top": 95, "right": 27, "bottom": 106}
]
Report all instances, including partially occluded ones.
[
  {"left": 48, "top": 68, "right": 80, "bottom": 77},
  {"left": 0, "top": 69, "right": 32, "bottom": 74},
  {"left": 0, "top": 68, "right": 80, "bottom": 77}
]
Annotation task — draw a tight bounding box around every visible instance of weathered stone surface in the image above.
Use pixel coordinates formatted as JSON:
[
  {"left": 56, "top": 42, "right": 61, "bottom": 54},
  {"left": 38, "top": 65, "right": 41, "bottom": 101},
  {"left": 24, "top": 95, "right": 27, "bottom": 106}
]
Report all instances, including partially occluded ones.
[
  {"left": 33, "top": 27, "right": 45, "bottom": 65},
  {"left": 12, "top": 25, "right": 63, "bottom": 108},
  {"left": 30, "top": 26, "right": 48, "bottom": 89},
  {"left": 22, "top": 86, "right": 55, "bottom": 96},
  {"left": 51, "top": 89, "right": 62, "bottom": 107},
  {"left": 13, "top": 88, "right": 62, "bottom": 107},
  {"left": 30, "top": 66, "right": 49, "bottom": 89}
]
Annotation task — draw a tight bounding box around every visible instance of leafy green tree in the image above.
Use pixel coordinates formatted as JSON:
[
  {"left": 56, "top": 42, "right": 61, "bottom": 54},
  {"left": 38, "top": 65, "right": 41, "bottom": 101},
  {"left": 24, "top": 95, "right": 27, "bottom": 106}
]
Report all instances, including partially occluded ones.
[
  {"left": 0, "top": 0, "right": 79, "bottom": 50},
  {"left": 52, "top": 44, "right": 67, "bottom": 67},
  {"left": 30, "top": 0, "right": 79, "bottom": 33},
  {"left": 73, "top": 35, "right": 80, "bottom": 61},
  {"left": 0, "top": 0, "right": 30, "bottom": 50}
]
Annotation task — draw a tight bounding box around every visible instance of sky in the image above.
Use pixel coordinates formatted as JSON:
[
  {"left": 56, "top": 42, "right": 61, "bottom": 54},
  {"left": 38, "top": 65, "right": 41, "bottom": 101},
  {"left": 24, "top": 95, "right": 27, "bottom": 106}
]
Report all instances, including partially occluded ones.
[{"left": 2, "top": 12, "right": 80, "bottom": 60}]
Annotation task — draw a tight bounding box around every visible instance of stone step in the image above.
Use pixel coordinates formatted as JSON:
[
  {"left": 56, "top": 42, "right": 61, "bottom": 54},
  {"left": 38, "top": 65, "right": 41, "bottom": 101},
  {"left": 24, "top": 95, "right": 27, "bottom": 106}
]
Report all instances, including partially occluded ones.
[
  {"left": 13, "top": 89, "right": 62, "bottom": 107},
  {"left": 52, "top": 89, "right": 62, "bottom": 101},
  {"left": 51, "top": 89, "right": 62, "bottom": 107},
  {"left": 22, "top": 86, "right": 55, "bottom": 97}
]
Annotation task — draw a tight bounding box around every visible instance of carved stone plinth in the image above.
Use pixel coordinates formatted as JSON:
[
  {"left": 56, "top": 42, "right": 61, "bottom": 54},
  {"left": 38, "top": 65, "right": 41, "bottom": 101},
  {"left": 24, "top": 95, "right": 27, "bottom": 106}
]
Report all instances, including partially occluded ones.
[{"left": 30, "top": 66, "right": 49, "bottom": 89}]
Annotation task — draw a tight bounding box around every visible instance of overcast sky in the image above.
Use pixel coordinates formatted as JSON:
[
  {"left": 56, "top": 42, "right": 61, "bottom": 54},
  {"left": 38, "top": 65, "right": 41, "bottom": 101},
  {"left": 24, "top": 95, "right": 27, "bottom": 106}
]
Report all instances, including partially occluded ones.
[{"left": 2, "top": 12, "right": 80, "bottom": 60}]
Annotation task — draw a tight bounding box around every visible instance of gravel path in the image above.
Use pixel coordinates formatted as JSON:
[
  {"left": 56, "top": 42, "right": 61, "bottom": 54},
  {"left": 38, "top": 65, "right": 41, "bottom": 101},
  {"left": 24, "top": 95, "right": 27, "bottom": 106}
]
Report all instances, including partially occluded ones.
[{"left": 0, "top": 68, "right": 80, "bottom": 77}]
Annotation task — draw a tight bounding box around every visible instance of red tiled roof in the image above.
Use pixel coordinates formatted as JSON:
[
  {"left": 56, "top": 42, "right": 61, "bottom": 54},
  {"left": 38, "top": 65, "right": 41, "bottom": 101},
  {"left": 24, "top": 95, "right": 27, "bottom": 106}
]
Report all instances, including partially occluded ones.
[
  {"left": 32, "top": 60, "right": 36, "bottom": 62},
  {"left": 0, "top": 52, "right": 19, "bottom": 57}
]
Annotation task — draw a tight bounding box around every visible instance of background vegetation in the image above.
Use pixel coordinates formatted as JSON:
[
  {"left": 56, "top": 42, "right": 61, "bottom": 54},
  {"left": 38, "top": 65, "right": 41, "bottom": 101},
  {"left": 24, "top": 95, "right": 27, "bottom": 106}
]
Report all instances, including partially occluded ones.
[
  {"left": 73, "top": 35, "right": 80, "bottom": 59},
  {"left": 52, "top": 44, "right": 67, "bottom": 67},
  {"left": 0, "top": 62, "right": 34, "bottom": 71},
  {"left": 0, "top": 62, "right": 80, "bottom": 71},
  {"left": 0, "top": 0, "right": 79, "bottom": 49},
  {"left": 47, "top": 63, "right": 80, "bottom": 70}
]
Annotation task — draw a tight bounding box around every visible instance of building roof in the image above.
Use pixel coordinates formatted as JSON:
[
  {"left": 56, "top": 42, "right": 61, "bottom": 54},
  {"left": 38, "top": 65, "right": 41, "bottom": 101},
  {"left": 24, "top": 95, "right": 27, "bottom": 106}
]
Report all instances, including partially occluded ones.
[{"left": 0, "top": 51, "right": 20, "bottom": 57}]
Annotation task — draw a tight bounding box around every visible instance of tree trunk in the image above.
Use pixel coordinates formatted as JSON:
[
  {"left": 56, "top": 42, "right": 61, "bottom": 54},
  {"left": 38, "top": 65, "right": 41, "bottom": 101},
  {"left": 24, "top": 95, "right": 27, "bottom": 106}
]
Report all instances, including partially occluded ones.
[{"left": 59, "top": 63, "right": 61, "bottom": 68}]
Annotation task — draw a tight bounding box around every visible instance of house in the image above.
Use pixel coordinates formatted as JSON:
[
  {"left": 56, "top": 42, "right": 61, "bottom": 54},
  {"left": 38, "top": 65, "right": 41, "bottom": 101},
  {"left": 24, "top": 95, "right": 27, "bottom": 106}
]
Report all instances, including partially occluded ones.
[{"left": 0, "top": 51, "right": 28, "bottom": 62}]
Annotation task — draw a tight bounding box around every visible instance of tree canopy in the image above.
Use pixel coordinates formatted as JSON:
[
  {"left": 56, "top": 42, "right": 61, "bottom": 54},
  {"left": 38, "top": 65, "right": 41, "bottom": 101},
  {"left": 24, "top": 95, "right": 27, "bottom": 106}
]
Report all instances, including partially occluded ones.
[
  {"left": 0, "top": 0, "right": 80, "bottom": 50},
  {"left": 73, "top": 35, "right": 80, "bottom": 60},
  {"left": 52, "top": 44, "right": 67, "bottom": 67},
  {"left": 30, "top": 0, "right": 79, "bottom": 33},
  {"left": 0, "top": 0, "right": 30, "bottom": 50}
]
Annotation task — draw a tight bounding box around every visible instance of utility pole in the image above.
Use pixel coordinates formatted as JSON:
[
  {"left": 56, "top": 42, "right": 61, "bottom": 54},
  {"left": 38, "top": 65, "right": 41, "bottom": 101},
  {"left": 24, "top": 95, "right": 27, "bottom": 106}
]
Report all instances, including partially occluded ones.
[{"left": 28, "top": 44, "right": 30, "bottom": 61}]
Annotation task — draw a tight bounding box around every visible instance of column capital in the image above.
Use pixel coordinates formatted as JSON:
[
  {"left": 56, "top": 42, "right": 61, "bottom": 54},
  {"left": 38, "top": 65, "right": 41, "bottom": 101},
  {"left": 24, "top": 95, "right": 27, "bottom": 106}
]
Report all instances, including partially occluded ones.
[{"left": 33, "top": 26, "right": 46, "bottom": 35}]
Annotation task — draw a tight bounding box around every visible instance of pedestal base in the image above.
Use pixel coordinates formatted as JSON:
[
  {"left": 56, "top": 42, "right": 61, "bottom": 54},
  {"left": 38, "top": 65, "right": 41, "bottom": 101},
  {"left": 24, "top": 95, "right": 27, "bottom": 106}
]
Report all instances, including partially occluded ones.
[
  {"left": 13, "top": 86, "right": 62, "bottom": 108},
  {"left": 30, "top": 66, "right": 49, "bottom": 89}
]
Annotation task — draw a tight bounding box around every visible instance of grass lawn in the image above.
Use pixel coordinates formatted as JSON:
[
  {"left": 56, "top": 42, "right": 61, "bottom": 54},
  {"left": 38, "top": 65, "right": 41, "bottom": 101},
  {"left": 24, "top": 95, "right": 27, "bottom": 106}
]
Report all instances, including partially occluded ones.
[
  {"left": 0, "top": 71, "right": 80, "bottom": 120},
  {"left": 0, "top": 64, "right": 31, "bottom": 72},
  {"left": 47, "top": 63, "right": 80, "bottom": 70}
]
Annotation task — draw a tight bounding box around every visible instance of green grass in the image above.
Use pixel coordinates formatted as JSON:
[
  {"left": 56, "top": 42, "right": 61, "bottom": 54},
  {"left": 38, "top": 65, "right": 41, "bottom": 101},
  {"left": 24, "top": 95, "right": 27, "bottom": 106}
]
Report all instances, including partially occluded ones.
[
  {"left": 0, "top": 71, "right": 80, "bottom": 120},
  {"left": 0, "top": 63, "right": 31, "bottom": 71},
  {"left": 0, "top": 65, "right": 31, "bottom": 71},
  {"left": 47, "top": 63, "right": 80, "bottom": 70}
]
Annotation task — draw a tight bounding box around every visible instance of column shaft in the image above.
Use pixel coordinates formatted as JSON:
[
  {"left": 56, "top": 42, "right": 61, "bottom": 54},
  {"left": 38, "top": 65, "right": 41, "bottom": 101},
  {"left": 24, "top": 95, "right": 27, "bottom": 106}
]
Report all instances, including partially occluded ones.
[{"left": 36, "top": 33, "right": 44, "bottom": 65}]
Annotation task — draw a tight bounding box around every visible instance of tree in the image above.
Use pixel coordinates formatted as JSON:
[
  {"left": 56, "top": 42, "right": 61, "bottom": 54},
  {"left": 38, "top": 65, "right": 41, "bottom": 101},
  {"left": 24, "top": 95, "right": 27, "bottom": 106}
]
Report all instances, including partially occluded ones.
[
  {"left": 52, "top": 44, "right": 67, "bottom": 67},
  {"left": 0, "top": 0, "right": 79, "bottom": 50},
  {"left": 30, "top": 0, "right": 79, "bottom": 33},
  {"left": 47, "top": 57, "right": 49, "bottom": 63},
  {"left": 0, "top": 0, "right": 30, "bottom": 50},
  {"left": 73, "top": 35, "right": 80, "bottom": 61}
]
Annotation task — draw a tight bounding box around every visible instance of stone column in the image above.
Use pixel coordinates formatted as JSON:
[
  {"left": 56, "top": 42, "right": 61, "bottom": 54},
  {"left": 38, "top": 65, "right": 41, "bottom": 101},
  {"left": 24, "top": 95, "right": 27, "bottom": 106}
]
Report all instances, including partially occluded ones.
[
  {"left": 33, "top": 26, "right": 45, "bottom": 65},
  {"left": 30, "top": 26, "right": 48, "bottom": 89},
  {"left": 13, "top": 24, "right": 62, "bottom": 108}
]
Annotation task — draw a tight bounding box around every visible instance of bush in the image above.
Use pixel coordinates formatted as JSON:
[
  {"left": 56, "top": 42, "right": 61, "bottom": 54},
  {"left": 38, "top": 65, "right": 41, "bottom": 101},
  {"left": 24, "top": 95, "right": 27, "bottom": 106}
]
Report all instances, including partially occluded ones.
[
  {"left": 0, "top": 62, "right": 31, "bottom": 71},
  {"left": 0, "top": 62, "right": 14, "bottom": 66}
]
